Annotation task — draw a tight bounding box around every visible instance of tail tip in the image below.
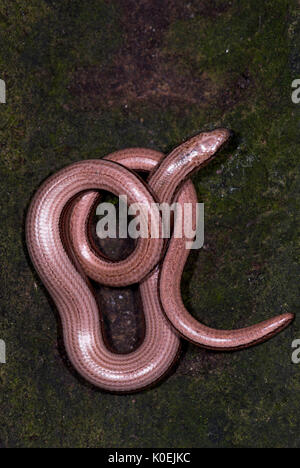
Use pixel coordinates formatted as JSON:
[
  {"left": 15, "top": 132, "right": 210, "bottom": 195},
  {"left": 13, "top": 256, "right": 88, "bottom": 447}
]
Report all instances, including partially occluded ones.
[
  {"left": 274, "top": 312, "right": 295, "bottom": 331},
  {"left": 282, "top": 312, "right": 295, "bottom": 326}
]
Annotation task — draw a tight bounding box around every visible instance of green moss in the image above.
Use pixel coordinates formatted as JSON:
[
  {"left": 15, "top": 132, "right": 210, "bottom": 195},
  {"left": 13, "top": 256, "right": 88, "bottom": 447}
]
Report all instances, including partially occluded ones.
[
  {"left": 0, "top": 0, "right": 299, "bottom": 448},
  {"left": 165, "top": 0, "right": 292, "bottom": 89}
]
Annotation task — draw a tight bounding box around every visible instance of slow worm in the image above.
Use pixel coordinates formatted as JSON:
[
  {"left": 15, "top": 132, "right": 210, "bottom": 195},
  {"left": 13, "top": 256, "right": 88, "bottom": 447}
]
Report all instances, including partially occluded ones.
[{"left": 26, "top": 129, "right": 294, "bottom": 391}]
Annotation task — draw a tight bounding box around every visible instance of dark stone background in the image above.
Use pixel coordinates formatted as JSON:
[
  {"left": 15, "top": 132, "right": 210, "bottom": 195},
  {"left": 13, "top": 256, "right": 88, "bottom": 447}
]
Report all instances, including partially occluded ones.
[{"left": 0, "top": 0, "right": 299, "bottom": 447}]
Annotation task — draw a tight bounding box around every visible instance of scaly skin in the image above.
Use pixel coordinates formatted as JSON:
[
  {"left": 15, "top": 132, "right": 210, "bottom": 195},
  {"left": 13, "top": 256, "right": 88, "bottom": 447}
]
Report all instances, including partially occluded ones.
[{"left": 26, "top": 130, "right": 294, "bottom": 391}]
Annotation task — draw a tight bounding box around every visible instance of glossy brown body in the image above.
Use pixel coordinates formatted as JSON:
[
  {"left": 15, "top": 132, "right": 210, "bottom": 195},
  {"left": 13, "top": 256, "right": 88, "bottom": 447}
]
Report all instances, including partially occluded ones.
[{"left": 26, "top": 130, "right": 294, "bottom": 391}]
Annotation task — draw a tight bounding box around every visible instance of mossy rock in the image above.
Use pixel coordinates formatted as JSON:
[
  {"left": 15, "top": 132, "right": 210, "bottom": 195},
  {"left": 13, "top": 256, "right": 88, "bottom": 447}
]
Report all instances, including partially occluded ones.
[{"left": 0, "top": 0, "right": 299, "bottom": 448}]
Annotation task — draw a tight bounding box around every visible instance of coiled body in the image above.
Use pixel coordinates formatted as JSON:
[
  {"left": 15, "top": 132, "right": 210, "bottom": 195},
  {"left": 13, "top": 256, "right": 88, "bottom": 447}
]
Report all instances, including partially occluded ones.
[{"left": 26, "top": 130, "right": 294, "bottom": 392}]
